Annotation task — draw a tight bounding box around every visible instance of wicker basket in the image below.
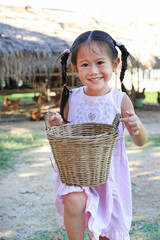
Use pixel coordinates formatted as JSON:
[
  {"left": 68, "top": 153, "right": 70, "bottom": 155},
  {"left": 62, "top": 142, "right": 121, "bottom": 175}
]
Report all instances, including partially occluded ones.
[{"left": 45, "top": 113, "right": 121, "bottom": 187}]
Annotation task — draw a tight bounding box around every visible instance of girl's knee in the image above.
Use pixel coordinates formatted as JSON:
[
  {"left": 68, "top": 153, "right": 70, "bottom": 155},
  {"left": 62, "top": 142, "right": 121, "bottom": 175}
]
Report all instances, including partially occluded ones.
[{"left": 64, "top": 192, "right": 87, "bottom": 215}]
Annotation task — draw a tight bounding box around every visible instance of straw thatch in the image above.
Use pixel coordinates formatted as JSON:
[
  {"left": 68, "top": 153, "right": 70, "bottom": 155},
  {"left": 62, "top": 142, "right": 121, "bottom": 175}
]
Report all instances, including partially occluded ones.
[
  {"left": 0, "top": 26, "right": 69, "bottom": 80},
  {"left": 0, "top": 5, "right": 160, "bottom": 90},
  {"left": 0, "top": 7, "right": 71, "bottom": 89}
]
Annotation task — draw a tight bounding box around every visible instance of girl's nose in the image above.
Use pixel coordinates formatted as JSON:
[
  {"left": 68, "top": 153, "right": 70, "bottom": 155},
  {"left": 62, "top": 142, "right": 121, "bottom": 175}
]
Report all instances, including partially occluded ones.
[{"left": 89, "top": 64, "right": 98, "bottom": 75}]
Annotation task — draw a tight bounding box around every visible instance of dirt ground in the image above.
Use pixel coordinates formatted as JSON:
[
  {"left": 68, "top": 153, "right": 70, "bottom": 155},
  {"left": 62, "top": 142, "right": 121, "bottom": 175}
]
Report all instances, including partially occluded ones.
[{"left": 0, "top": 109, "right": 160, "bottom": 240}]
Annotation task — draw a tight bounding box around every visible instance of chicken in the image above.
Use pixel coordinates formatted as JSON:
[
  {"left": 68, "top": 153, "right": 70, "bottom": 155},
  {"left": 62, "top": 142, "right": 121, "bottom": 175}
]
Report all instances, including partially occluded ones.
[
  {"left": 135, "top": 88, "right": 146, "bottom": 99},
  {"left": 33, "top": 93, "right": 47, "bottom": 105},
  {"left": 51, "top": 92, "right": 61, "bottom": 107},
  {"left": 37, "top": 94, "right": 47, "bottom": 105},
  {"left": 3, "top": 96, "right": 21, "bottom": 110},
  {"left": 129, "top": 86, "right": 146, "bottom": 102},
  {"left": 33, "top": 95, "right": 39, "bottom": 102},
  {"left": 31, "top": 107, "right": 44, "bottom": 121}
]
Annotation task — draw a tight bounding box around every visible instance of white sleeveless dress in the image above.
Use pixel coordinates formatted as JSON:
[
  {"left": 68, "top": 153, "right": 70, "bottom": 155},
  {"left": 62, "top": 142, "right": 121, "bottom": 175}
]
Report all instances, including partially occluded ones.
[{"left": 53, "top": 87, "right": 132, "bottom": 240}]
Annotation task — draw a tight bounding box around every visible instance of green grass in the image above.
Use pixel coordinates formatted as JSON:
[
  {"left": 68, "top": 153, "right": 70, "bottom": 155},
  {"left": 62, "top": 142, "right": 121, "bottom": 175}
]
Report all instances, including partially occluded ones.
[
  {"left": 1, "top": 131, "right": 159, "bottom": 169},
  {"left": 0, "top": 92, "right": 40, "bottom": 104},
  {"left": 0, "top": 132, "right": 159, "bottom": 170},
  {"left": 130, "top": 218, "right": 160, "bottom": 240},
  {"left": 33, "top": 218, "right": 160, "bottom": 240},
  {"left": 125, "top": 134, "right": 160, "bottom": 148},
  {"left": 0, "top": 91, "right": 158, "bottom": 104},
  {"left": 34, "top": 228, "right": 91, "bottom": 240},
  {"left": 0, "top": 132, "right": 47, "bottom": 169},
  {"left": 143, "top": 92, "right": 158, "bottom": 103},
  {"left": 34, "top": 230, "right": 56, "bottom": 240}
]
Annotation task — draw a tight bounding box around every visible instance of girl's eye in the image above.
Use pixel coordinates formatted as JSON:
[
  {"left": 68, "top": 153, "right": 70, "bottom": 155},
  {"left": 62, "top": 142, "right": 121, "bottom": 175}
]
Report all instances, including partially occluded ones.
[
  {"left": 82, "top": 63, "right": 88, "bottom": 67},
  {"left": 97, "top": 61, "right": 104, "bottom": 65}
]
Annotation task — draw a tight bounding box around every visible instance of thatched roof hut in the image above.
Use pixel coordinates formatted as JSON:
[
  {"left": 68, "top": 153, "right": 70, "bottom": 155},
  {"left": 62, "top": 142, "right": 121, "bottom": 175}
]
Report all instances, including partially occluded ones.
[
  {"left": 0, "top": 5, "right": 160, "bottom": 93},
  {"left": 0, "top": 23, "right": 69, "bottom": 82},
  {"left": 0, "top": 6, "right": 72, "bottom": 91}
]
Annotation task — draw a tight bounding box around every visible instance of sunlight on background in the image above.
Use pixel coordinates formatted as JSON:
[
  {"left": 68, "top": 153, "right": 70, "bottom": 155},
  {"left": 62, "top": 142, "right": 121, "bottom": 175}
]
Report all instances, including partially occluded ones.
[
  {"left": 0, "top": 0, "right": 159, "bottom": 21},
  {"left": 34, "top": 145, "right": 51, "bottom": 153},
  {"left": 19, "top": 172, "right": 40, "bottom": 177},
  {"left": 31, "top": 162, "right": 50, "bottom": 167},
  {"left": 0, "top": 230, "right": 14, "bottom": 238},
  {"left": 149, "top": 176, "right": 160, "bottom": 180},
  {"left": 152, "top": 151, "right": 160, "bottom": 157},
  {"left": 127, "top": 149, "right": 142, "bottom": 155}
]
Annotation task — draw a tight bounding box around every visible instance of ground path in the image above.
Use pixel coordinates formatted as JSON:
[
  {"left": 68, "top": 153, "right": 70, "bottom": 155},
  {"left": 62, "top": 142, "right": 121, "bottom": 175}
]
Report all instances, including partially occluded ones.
[{"left": 0, "top": 109, "right": 160, "bottom": 239}]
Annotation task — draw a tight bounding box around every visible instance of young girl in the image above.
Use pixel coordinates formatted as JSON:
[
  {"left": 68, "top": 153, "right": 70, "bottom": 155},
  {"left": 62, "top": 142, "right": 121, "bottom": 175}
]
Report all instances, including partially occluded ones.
[{"left": 49, "top": 30, "right": 147, "bottom": 240}]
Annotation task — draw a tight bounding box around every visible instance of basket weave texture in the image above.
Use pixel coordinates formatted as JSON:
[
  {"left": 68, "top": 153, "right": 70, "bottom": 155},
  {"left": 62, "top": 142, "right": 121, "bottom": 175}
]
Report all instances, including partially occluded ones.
[{"left": 45, "top": 113, "right": 121, "bottom": 187}]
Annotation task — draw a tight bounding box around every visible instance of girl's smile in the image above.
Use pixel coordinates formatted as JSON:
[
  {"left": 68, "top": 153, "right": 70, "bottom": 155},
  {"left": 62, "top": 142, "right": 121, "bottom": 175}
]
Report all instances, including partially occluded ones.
[
  {"left": 88, "top": 77, "right": 103, "bottom": 83},
  {"left": 73, "top": 42, "right": 119, "bottom": 96}
]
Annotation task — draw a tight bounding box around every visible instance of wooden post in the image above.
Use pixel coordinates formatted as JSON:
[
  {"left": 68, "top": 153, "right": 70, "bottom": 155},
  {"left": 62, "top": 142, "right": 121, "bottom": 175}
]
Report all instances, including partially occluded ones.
[
  {"left": 47, "top": 71, "right": 51, "bottom": 108},
  {"left": 137, "top": 62, "right": 140, "bottom": 92},
  {"left": 131, "top": 68, "right": 133, "bottom": 88}
]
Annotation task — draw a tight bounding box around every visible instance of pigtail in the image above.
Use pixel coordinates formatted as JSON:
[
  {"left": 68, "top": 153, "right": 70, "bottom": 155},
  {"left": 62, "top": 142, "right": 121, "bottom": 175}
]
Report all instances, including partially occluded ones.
[
  {"left": 60, "top": 49, "right": 71, "bottom": 122},
  {"left": 115, "top": 41, "right": 130, "bottom": 94}
]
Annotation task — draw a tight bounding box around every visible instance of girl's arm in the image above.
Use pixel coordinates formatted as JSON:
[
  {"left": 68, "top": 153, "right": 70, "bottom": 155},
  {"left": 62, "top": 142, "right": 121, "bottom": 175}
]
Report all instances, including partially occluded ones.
[
  {"left": 49, "top": 101, "right": 69, "bottom": 126},
  {"left": 120, "top": 94, "right": 147, "bottom": 147}
]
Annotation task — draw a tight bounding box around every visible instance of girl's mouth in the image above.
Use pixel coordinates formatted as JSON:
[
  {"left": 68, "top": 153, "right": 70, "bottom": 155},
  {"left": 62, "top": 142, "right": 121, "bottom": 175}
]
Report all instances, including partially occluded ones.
[{"left": 89, "top": 77, "right": 102, "bottom": 83}]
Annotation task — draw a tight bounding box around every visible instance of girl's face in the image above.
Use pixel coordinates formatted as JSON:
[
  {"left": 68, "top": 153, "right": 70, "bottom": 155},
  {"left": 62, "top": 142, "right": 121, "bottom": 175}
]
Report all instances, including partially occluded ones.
[{"left": 73, "top": 42, "right": 120, "bottom": 96}]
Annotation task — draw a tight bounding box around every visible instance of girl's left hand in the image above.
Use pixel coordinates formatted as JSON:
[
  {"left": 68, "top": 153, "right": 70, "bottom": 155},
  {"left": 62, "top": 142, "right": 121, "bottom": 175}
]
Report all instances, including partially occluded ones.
[
  {"left": 119, "top": 110, "right": 141, "bottom": 136},
  {"left": 49, "top": 109, "right": 63, "bottom": 126}
]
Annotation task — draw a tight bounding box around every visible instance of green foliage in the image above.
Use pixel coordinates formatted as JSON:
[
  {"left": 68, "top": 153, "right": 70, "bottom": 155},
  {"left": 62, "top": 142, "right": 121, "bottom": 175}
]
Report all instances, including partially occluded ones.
[
  {"left": 0, "top": 91, "right": 158, "bottom": 104},
  {"left": 0, "top": 92, "right": 40, "bottom": 103},
  {"left": 34, "top": 230, "right": 55, "bottom": 240},
  {"left": 55, "top": 229, "right": 91, "bottom": 240},
  {"left": 125, "top": 134, "right": 160, "bottom": 148},
  {"left": 34, "top": 229, "right": 91, "bottom": 240},
  {"left": 55, "top": 229, "right": 69, "bottom": 240},
  {"left": 143, "top": 92, "right": 158, "bottom": 103},
  {"left": 0, "top": 132, "right": 47, "bottom": 169},
  {"left": 33, "top": 218, "right": 160, "bottom": 240},
  {"left": 130, "top": 218, "right": 160, "bottom": 240},
  {"left": 147, "top": 135, "right": 160, "bottom": 147}
]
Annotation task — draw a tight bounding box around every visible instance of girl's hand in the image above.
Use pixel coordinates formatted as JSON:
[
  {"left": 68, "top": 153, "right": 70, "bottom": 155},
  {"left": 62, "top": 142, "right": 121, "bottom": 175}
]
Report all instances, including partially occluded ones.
[
  {"left": 49, "top": 109, "right": 63, "bottom": 127},
  {"left": 121, "top": 94, "right": 147, "bottom": 146},
  {"left": 119, "top": 110, "right": 141, "bottom": 136}
]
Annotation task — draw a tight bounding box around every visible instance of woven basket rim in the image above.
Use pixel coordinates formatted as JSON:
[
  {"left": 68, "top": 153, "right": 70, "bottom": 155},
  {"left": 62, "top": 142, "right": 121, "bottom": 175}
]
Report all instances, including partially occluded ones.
[
  {"left": 47, "top": 122, "right": 118, "bottom": 139},
  {"left": 47, "top": 133, "right": 118, "bottom": 143},
  {"left": 45, "top": 113, "right": 121, "bottom": 186}
]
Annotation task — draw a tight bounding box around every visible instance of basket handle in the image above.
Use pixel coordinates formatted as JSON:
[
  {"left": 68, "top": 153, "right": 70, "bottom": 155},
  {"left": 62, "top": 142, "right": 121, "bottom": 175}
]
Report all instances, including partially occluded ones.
[
  {"left": 112, "top": 113, "right": 121, "bottom": 129},
  {"left": 45, "top": 112, "right": 50, "bottom": 130}
]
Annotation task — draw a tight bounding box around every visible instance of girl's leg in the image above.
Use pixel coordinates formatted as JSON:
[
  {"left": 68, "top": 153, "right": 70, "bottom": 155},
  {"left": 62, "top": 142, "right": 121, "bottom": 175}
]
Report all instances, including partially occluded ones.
[{"left": 64, "top": 191, "right": 87, "bottom": 240}]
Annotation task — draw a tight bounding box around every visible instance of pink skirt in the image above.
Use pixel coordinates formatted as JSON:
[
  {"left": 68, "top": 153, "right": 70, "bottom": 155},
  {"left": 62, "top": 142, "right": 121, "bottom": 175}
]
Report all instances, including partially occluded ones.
[{"left": 53, "top": 162, "right": 132, "bottom": 240}]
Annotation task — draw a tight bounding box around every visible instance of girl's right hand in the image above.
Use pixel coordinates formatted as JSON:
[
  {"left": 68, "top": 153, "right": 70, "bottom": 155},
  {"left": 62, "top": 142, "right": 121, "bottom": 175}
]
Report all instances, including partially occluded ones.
[{"left": 49, "top": 109, "right": 63, "bottom": 127}]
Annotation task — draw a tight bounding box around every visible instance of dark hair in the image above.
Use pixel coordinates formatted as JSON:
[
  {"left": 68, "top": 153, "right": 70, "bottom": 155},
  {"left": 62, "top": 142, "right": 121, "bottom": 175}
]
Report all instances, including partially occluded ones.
[{"left": 60, "top": 30, "right": 130, "bottom": 122}]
